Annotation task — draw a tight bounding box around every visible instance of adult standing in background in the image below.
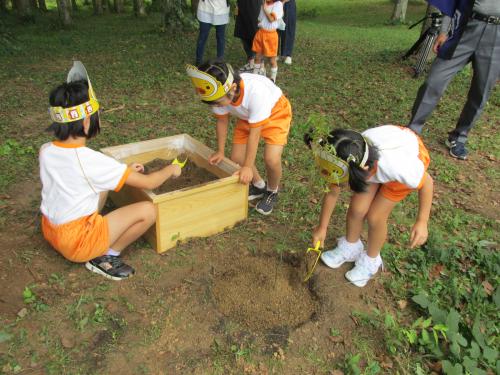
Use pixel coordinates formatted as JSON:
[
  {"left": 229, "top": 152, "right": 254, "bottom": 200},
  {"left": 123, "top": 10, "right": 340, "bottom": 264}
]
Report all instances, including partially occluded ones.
[
  {"left": 234, "top": 0, "right": 261, "bottom": 71},
  {"left": 196, "top": 0, "right": 230, "bottom": 65},
  {"left": 407, "top": 0, "right": 500, "bottom": 160},
  {"left": 279, "top": 0, "right": 296, "bottom": 65}
]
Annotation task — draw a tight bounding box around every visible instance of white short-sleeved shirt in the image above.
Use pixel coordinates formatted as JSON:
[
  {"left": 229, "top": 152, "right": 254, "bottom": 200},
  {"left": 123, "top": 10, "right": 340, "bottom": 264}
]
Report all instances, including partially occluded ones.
[
  {"left": 212, "top": 73, "right": 283, "bottom": 127},
  {"left": 39, "top": 142, "right": 130, "bottom": 225},
  {"left": 197, "top": 0, "right": 230, "bottom": 25},
  {"left": 258, "top": 1, "right": 283, "bottom": 30},
  {"left": 362, "top": 125, "right": 427, "bottom": 189}
]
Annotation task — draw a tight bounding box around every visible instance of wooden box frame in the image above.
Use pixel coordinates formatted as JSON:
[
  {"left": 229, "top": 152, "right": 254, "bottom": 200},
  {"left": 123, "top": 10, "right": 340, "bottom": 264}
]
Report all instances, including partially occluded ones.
[{"left": 101, "top": 134, "right": 248, "bottom": 253}]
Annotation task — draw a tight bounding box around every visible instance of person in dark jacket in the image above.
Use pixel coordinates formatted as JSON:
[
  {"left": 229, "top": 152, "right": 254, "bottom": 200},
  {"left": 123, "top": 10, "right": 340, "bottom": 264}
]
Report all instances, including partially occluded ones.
[
  {"left": 279, "top": 0, "right": 296, "bottom": 65},
  {"left": 407, "top": 0, "right": 500, "bottom": 160},
  {"left": 234, "top": 0, "right": 261, "bottom": 71}
]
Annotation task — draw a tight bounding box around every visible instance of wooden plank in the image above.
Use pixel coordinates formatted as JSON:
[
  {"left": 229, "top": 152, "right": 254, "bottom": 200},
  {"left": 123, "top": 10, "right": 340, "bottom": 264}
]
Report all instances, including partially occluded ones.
[
  {"left": 101, "top": 134, "right": 187, "bottom": 160},
  {"left": 157, "top": 180, "right": 248, "bottom": 252}
]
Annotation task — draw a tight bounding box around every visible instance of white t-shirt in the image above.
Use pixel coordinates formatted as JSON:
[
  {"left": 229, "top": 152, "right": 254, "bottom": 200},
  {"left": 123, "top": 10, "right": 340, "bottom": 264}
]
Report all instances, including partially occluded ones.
[
  {"left": 258, "top": 1, "right": 283, "bottom": 30},
  {"left": 197, "top": 0, "right": 230, "bottom": 25},
  {"left": 362, "top": 125, "right": 427, "bottom": 189},
  {"left": 39, "top": 142, "right": 129, "bottom": 225},
  {"left": 212, "top": 73, "right": 283, "bottom": 127}
]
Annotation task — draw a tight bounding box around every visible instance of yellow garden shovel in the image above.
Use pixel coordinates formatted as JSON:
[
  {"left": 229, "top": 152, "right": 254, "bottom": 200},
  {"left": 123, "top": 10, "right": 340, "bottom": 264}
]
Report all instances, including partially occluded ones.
[
  {"left": 172, "top": 155, "right": 188, "bottom": 168},
  {"left": 304, "top": 241, "right": 322, "bottom": 282}
]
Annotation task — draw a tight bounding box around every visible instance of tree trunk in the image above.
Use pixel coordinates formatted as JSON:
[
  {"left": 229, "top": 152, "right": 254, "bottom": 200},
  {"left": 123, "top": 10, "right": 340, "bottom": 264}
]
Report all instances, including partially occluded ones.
[
  {"left": 15, "top": 0, "right": 33, "bottom": 19},
  {"left": 0, "top": 0, "right": 9, "bottom": 12},
  {"left": 38, "top": 0, "right": 47, "bottom": 11},
  {"left": 71, "top": 0, "right": 77, "bottom": 11},
  {"left": 30, "top": 0, "right": 37, "bottom": 10},
  {"left": 113, "top": 0, "right": 123, "bottom": 13},
  {"left": 190, "top": 0, "right": 198, "bottom": 15},
  {"left": 56, "top": 0, "right": 71, "bottom": 26},
  {"left": 92, "top": 0, "right": 102, "bottom": 14},
  {"left": 133, "top": 0, "right": 146, "bottom": 16},
  {"left": 391, "top": 0, "right": 408, "bottom": 23}
]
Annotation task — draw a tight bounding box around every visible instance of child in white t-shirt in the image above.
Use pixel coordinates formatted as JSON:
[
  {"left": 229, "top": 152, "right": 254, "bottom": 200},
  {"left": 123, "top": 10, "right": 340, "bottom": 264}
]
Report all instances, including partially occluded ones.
[
  {"left": 40, "top": 62, "right": 181, "bottom": 280},
  {"left": 252, "top": 0, "right": 284, "bottom": 82},
  {"left": 306, "top": 125, "right": 433, "bottom": 287}
]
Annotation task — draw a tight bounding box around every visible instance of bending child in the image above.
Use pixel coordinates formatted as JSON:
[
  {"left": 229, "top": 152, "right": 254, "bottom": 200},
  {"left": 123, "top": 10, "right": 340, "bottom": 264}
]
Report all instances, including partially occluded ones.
[
  {"left": 306, "top": 125, "right": 433, "bottom": 287},
  {"left": 252, "top": 0, "right": 284, "bottom": 82},
  {"left": 40, "top": 62, "right": 181, "bottom": 280},
  {"left": 186, "top": 61, "right": 292, "bottom": 215}
]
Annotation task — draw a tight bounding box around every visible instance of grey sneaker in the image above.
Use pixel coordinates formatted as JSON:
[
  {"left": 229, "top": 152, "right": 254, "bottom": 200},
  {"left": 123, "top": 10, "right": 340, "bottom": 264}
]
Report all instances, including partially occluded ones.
[
  {"left": 445, "top": 138, "right": 468, "bottom": 160},
  {"left": 255, "top": 191, "right": 278, "bottom": 215},
  {"left": 85, "top": 255, "right": 135, "bottom": 281}
]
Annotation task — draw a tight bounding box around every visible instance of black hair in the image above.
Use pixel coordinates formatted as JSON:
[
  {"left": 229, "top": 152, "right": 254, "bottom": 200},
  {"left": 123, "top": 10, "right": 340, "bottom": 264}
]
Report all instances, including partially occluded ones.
[
  {"left": 304, "top": 128, "right": 379, "bottom": 193},
  {"left": 197, "top": 60, "right": 241, "bottom": 105},
  {"left": 47, "top": 80, "right": 100, "bottom": 141}
]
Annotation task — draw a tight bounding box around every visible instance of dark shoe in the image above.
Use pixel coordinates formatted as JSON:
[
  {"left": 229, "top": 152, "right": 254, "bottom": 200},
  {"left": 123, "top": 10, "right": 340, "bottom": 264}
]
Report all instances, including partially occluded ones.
[
  {"left": 85, "top": 255, "right": 135, "bottom": 281},
  {"left": 248, "top": 183, "right": 266, "bottom": 201},
  {"left": 255, "top": 191, "right": 278, "bottom": 215},
  {"left": 445, "top": 138, "right": 468, "bottom": 160}
]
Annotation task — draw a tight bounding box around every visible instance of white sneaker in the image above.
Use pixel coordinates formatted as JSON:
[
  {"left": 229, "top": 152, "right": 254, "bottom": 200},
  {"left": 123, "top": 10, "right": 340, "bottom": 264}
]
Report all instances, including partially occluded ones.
[
  {"left": 284, "top": 56, "right": 292, "bottom": 65},
  {"left": 345, "top": 252, "right": 382, "bottom": 287},
  {"left": 320, "top": 236, "right": 364, "bottom": 269}
]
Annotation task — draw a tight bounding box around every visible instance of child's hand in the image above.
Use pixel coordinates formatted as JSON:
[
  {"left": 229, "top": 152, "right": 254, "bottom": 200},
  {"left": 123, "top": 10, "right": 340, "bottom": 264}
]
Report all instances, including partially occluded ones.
[
  {"left": 131, "top": 163, "right": 144, "bottom": 173},
  {"left": 312, "top": 226, "right": 327, "bottom": 248},
  {"left": 169, "top": 164, "right": 182, "bottom": 178},
  {"left": 209, "top": 151, "right": 224, "bottom": 165},
  {"left": 234, "top": 166, "right": 253, "bottom": 184},
  {"left": 410, "top": 220, "right": 428, "bottom": 248}
]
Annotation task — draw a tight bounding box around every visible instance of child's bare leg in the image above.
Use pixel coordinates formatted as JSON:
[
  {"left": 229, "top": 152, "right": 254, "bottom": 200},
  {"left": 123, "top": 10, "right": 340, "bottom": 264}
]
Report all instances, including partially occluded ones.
[
  {"left": 346, "top": 184, "right": 379, "bottom": 243},
  {"left": 231, "top": 143, "right": 263, "bottom": 184},
  {"left": 263, "top": 144, "right": 283, "bottom": 191},
  {"left": 253, "top": 54, "right": 264, "bottom": 74},
  {"left": 105, "top": 201, "right": 156, "bottom": 252},
  {"left": 269, "top": 56, "right": 278, "bottom": 81},
  {"left": 365, "top": 192, "right": 397, "bottom": 258}
]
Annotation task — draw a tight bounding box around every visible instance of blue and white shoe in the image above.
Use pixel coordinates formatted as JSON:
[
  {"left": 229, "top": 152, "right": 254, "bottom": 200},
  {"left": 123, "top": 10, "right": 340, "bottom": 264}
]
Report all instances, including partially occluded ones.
[
  {"left": 445, "top": 138, "right": 468, "bottom": 160},
  {"left": 345, "top": 252, "right": 382, "bottom": 287}
]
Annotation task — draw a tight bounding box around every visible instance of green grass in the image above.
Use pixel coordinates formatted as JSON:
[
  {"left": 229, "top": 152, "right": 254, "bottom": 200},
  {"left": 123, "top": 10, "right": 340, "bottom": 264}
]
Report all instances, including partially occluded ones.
[{"left": 0, "top": 0, "right": 499, "bottom": 373}]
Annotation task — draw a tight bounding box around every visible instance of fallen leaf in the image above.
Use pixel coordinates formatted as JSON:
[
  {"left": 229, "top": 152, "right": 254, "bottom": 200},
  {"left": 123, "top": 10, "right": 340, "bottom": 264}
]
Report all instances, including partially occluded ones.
[
  {"left": 61, "top": 335, "right": 75, "bottom": 348},
  {"left": 17, "top": 308, "right": 28, "bottom": 318},
  {"left": 397, "top": 300, "right": 408, "bottom": 310},
  {"left": 482, "top": 280, "right": 494, "bottom": 296}
]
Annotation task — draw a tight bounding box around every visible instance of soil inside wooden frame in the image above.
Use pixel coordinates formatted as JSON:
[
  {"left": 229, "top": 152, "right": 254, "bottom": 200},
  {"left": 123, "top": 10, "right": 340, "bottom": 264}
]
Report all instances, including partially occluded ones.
[{"left": 143, "top": 153, "right": 219, "bottom": 194}]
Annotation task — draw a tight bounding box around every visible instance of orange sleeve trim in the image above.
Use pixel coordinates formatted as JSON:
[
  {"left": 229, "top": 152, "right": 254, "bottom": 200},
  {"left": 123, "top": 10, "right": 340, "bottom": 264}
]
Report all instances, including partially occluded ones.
[
  {"left": 417, "top": 172, "right": 428, "bottom": 190},
  {"left": 231, "top": 79, "right": 245, "bottom": 107},
  {"left": 214, "top": 113, "right": 229, "bottom": 119},
  {"left": 114, "top": 167, "right": 131, "bottom": 192},
  {"left": 248, "top": 118, "right": 270, "bottom": 128}
]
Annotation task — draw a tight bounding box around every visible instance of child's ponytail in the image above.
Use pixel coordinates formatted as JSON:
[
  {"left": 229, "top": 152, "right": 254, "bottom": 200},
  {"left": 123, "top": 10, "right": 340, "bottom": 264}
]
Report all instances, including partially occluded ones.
[{"left": 347, "top": 160, "right": 369, "bottom": 193}]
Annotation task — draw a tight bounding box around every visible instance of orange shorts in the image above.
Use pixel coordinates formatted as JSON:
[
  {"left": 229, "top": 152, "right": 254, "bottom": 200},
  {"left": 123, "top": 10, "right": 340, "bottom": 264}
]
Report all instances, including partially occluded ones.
[
  {"left": 42, "top": 212, "right": 109, "bottom": 263},
  {"left": 252, "top": 29, "right": 279, "bottom": 57},
  {"left": 380, "top": 134, "right": 431, "bottom": 202},
  {"left": 233, "top": 95, "right": 292, "bottom": 146}
]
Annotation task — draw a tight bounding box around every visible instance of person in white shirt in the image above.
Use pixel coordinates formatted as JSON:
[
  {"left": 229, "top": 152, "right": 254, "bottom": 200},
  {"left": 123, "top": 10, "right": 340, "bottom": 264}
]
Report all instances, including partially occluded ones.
[
  {"left": 186, "top": 61, "right": 292, "bottom": 215},
  {"left": 196, "top": 0, "right": 230, "bottom": 65},
  {"left": 306, "top": 125, "right": 434, "bottom": 287},
  {"left": 252, "top": 0, "right": 284, "bottom": 82},
  {"left": 40, "top": 62, "right": 182, "bottom": 280}
]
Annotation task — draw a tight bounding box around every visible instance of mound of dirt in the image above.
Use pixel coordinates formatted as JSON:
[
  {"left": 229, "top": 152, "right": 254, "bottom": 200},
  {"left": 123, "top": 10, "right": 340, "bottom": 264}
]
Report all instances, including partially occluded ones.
[
  {"left": 211, "top": 254, "right": 318, "bottom": 331},
  {"left": 143, "top": 156, "right": 218, "bottom": 194}
]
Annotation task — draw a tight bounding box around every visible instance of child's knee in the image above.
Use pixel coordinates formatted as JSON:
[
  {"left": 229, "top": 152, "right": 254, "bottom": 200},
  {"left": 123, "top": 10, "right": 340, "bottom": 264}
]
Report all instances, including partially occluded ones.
[
  {"left": 140, "top": 201, "right": 156, "bottom": 222},
  {"left": 348, "top": 205, "right": 367, "bottom": 221},
  {"left": 264, "top": 153, "right": 281, "bottom": 169},
  {"left": 366, "top": 211, "right": 385, "bottom": 229}
]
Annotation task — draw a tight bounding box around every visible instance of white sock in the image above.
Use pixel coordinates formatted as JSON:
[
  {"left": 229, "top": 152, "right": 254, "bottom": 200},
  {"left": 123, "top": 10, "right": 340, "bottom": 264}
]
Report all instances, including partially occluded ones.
[
  {"left": 253, "top": 180, "right": 265, "bottom": 189},
  {"left": 248, "top": 60, "right": 255, "bottom": 68},
  {"left": 270, "top": 66, "right": 278, "bottom": 81},
  {"left": 253, "top": 63, "right": 261, "bottom": 73},
  {"left": 267, "top": 185, "right": 278, "bottom": 193},
  {"left": 106, "top": 248, "right": 120, "bottom": 257}
]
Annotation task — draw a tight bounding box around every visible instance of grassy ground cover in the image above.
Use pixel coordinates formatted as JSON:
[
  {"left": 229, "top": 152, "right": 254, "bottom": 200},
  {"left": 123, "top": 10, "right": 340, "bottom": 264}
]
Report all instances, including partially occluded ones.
[{"left": 0, "top": 0, "right": 498, "bottom": 373}]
